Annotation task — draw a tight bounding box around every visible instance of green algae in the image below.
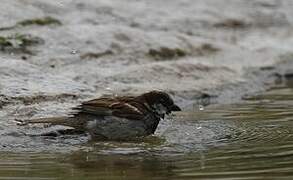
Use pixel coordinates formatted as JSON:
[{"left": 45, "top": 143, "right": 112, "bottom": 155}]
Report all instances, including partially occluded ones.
[
  {"left": 0, "top": 16, "right": 61, "bottom": 31},
  {"left": 148, "top": 47, "right": 187, "bottom": 60},
  {"left": 0, "top": 34, "right": 44, "bottom": 54},
  {"left": 80, "top": 50, "right": 114, "bottom": 60},
  {"left": 18, "top": 17, "right": 62, "bottom": 26}
]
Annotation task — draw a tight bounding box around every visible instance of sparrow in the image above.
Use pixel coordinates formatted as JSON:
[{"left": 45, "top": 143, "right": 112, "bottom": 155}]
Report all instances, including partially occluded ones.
[{"left": 18, "top": 90, "right": 181, "bottom": 140}]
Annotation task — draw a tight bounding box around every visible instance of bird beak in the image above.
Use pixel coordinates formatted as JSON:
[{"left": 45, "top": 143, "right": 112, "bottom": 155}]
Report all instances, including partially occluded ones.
[
  {"left": 167, "top": 104, "right": 181, "bottom": 114},
  {"left": 170, "top": 104, "right": 181, "bottom": 111}
]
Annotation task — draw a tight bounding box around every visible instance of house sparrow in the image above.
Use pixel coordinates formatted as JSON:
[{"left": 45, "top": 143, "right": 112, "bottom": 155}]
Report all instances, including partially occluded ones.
[{"left": 18, "top": 90, "right": 181, "bottom": 140}]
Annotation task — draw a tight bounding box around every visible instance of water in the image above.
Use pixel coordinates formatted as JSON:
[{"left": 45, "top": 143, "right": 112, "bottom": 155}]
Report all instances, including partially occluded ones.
[{"left": 1, "top": 82, "right": 293, "bottom": 179}]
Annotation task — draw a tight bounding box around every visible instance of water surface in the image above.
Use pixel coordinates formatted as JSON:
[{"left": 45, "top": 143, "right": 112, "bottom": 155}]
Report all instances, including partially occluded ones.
[{"left": 1, "top": 82, "right": 293, "bottom": 180}]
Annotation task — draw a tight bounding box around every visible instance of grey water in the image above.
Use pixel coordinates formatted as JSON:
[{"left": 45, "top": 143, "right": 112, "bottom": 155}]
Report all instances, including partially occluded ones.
[{"left": 1, "top": 80, "right": 293, "bottom": 180}]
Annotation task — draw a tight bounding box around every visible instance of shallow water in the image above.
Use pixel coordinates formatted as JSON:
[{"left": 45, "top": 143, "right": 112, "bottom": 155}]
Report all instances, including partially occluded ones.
[
  {"left": 1, "top": 81, "right": 293, "bottom": 179},
  {"left": 1, "top": 0, "right": 293, "bottom": 179}
]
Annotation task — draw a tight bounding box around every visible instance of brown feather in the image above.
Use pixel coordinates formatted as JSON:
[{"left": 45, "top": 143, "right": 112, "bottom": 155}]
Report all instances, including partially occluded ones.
[{"left": 72, "top": 96, "right": 148, "bottom": 121}]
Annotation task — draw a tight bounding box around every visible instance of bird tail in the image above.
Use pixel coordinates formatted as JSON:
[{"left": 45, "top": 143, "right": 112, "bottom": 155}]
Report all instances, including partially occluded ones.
[{"left": 16, "top": 116, "right": 72, "bottom": 126}]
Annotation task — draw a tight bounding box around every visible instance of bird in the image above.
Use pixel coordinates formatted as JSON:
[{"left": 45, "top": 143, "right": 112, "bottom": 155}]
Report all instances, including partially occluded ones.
[{"left": 17, "top": 90, "right": 181, "bottom": 141}]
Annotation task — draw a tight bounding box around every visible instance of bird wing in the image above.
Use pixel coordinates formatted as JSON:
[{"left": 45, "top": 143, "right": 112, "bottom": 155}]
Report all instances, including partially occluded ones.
[
  {"left": 73, "top": 97, "right": 146, "bottom": 120},
  {"left": 110, "top": 101, "right": 145, "bottom": 120}
]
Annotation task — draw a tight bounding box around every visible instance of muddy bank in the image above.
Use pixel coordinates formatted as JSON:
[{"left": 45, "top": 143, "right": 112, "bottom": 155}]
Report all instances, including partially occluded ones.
[{"left": 0, "top": 0, "right": 293, "bottom": 152}]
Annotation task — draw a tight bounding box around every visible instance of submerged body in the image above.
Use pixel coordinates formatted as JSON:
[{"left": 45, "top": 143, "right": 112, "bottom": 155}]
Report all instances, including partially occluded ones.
[
  {"left": 18, "top": 91, "right": 181, "bottom": 140},
  {"left": 84, "top": 114, "right": 159, "bottom": 140}
]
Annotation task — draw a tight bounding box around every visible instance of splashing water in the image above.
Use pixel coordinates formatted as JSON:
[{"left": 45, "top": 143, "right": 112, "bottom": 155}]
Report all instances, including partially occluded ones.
[{"left": 199, "top": 105, "right": 204, "bottom": 111}]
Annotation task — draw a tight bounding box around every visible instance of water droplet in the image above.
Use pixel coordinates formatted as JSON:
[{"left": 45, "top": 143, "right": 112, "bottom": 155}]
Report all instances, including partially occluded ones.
[
  {"left": 199, "top": 105, "right": 204, "bottom": 111},
  {"left": 71, "top": 49, "right": 77, "bottom": 54}
]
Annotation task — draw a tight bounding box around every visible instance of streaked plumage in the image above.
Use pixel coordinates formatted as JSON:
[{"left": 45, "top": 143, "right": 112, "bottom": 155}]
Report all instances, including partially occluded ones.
[{"left": 18, "top": 90, "right": 181, "bottom": 140}]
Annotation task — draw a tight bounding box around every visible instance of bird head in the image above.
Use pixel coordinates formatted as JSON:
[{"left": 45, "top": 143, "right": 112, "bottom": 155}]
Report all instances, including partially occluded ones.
[{"left": 139, "top": 90, "right": 181, "bottom": 118}]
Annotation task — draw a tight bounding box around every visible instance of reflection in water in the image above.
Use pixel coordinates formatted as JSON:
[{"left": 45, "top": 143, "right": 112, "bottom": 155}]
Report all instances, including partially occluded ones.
[{"left": 1, "top": 81, "right": 293, "bottom": 179}]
